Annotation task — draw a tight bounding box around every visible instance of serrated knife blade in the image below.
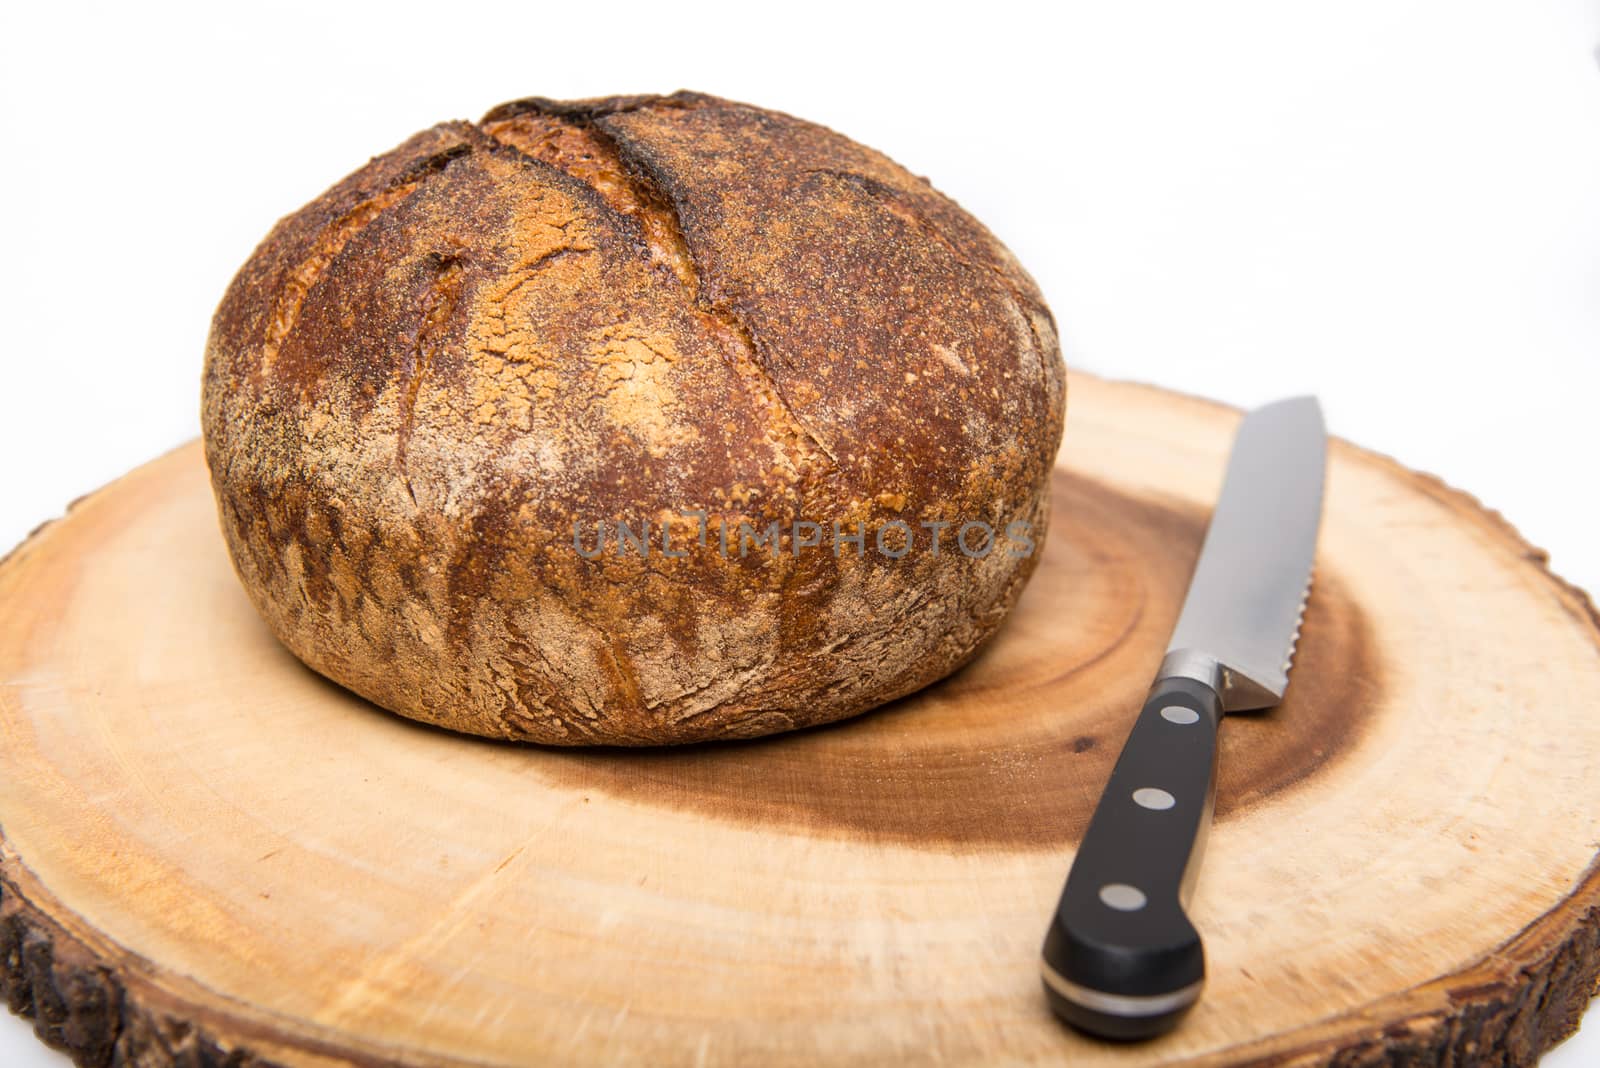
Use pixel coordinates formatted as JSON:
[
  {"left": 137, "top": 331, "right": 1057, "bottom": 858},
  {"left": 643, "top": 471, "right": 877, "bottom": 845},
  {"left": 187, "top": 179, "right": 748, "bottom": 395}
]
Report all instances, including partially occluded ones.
[
  {"left": 1163, "top": 396, "right": 1326, "bottom": 710},
  {"left": 1040, "top": 396, "right": 1328, "bottom": 1041}
]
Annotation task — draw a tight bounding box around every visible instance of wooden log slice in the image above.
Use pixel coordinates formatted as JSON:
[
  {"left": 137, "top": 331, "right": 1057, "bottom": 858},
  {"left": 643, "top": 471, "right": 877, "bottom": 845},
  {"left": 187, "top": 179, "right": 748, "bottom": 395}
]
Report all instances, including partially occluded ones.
[{"left": 1, "top": 373, "right": 1598, "bottom": 1067}]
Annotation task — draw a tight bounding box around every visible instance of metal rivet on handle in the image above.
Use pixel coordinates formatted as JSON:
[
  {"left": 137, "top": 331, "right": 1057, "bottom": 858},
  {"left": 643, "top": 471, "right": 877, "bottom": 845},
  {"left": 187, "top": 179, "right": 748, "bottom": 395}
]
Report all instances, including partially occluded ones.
[
  {"left": 1160, "top": 705, "right": 1199, "bottom": 725},
  {"left": 1133, "top": 787, "right": 1176, "bottom": 810},
  {"left": 1098, "top": 883, "right": 1148, "bottom": 911}
]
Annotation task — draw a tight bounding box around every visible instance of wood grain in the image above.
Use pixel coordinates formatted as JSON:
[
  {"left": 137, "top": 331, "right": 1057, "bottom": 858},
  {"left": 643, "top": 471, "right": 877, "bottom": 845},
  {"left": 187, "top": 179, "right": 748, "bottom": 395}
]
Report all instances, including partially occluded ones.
[{"left": 2, "top": 373, "right": 1597, "bottom": 1066}]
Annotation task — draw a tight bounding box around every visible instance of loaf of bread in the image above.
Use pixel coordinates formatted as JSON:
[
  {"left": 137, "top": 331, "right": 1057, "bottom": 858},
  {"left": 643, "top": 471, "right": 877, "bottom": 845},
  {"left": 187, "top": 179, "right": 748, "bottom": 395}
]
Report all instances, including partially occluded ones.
[{"left": 202, "top": 91, "right": 1066, "bottom": 745}]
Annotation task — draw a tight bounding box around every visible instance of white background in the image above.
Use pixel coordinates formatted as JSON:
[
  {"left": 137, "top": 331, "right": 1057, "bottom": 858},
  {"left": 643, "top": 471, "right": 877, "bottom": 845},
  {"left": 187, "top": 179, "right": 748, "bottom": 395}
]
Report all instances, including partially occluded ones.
[{"left": 2, "top": 1, "right": 1598, "bottom": 1063}]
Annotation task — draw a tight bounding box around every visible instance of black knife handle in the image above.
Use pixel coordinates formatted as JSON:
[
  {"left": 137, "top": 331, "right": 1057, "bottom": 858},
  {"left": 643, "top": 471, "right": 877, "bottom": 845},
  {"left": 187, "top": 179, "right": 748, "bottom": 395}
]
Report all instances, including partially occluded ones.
[{"left": 1041, "top": 675, "right": 1223, "bottom": 1040}]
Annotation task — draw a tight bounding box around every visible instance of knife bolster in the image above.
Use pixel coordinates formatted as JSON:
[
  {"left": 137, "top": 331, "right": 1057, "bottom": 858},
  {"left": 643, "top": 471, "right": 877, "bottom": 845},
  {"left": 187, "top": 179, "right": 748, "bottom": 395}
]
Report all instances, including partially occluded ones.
[{"left": 1159, "top": 648, "right": 1282, "bottom": 713}]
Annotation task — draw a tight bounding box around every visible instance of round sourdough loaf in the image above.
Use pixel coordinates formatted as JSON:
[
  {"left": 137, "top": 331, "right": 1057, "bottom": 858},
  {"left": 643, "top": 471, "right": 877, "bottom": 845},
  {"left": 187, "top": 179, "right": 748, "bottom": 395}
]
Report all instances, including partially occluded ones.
[{"left": 201, "top": 91, "right": 1067, "bottom": 744}]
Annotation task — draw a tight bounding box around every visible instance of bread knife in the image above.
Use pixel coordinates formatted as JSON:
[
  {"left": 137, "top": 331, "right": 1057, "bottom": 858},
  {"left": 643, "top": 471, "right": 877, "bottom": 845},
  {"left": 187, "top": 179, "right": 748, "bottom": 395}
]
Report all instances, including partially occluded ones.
[{"left": 1040, "top": 396, "right": 1327, "bottom": 1040}]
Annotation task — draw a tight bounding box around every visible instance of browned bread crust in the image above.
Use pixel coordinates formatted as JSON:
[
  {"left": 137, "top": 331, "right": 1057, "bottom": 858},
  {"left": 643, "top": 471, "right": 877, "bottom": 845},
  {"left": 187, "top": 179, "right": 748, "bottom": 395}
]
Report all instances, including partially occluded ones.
[{"left": 201, "top": 91, "right": 1067, "bottom": 744}]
